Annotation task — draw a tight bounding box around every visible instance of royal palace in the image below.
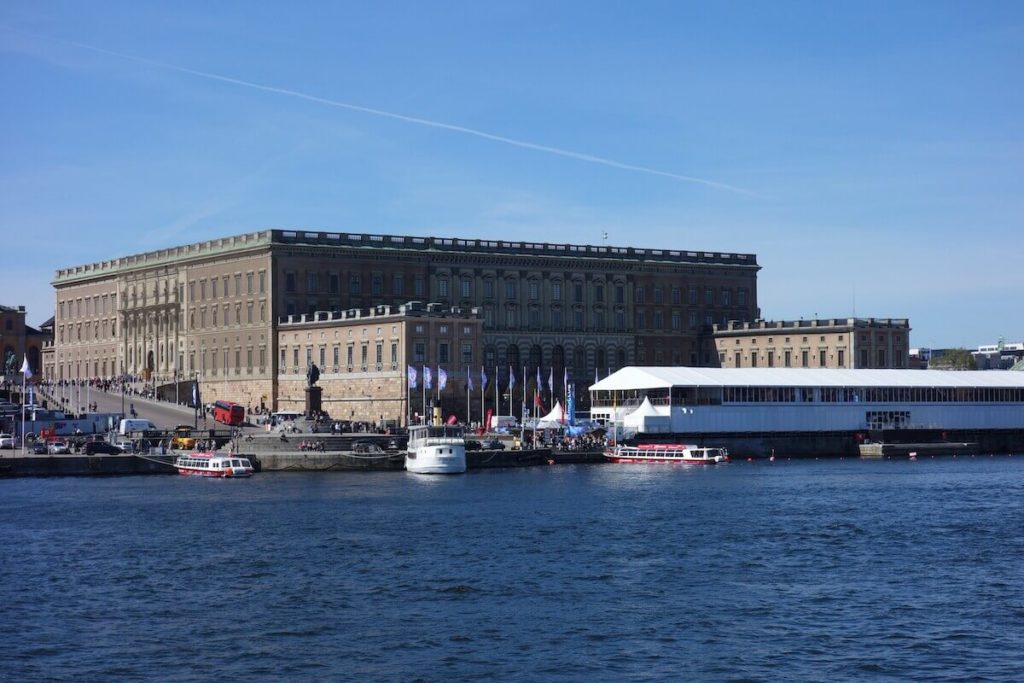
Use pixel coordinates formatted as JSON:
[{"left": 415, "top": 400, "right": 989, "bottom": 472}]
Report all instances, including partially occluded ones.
[{"left": 50, "top": 229, "right": 760, "bottom": 422}]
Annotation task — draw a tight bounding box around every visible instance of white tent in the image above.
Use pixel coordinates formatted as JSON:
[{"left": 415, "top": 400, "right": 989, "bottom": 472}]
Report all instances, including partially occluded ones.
[
  {"left": 623, "top": 397, "right": 671, "bottom": 433},
  {"left": 535, "top": 401, "right": 566, "bottom": 429}
]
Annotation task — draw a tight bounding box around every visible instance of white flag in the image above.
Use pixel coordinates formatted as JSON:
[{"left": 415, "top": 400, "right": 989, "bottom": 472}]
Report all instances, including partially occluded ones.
[{"left": 21, "top": 355, "right": 32, "bottom": 379}]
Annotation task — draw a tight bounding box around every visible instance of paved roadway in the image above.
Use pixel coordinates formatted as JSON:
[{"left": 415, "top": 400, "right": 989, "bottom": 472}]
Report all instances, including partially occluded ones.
[{"left": 44, "top": 386, "right": 207, "bottom": 432}]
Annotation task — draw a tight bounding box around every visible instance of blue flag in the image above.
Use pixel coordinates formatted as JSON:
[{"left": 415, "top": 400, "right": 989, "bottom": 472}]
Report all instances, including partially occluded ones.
[
  {"left": 480, "top": 366, "right": 488, "bottom": 391},
  {"left": 424, "top": 366, "right": 433, "bottom": 390},
  {"left": 438, "top": 368, "right": 447, "bottom": 392},
  {"left": 467, "top": 370, "right": 474, "bottom": 392},
  {"left": 509, "top": 366, "right": 516, "bottom": 391},
  {"left": 407, "top": 366, "right": 418, "bottom": 389}
]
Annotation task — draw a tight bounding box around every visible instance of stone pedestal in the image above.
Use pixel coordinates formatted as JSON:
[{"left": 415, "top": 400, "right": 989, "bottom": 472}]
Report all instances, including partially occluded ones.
[{"left": 305, "top": 386, "right": 322, "bottom": 418}]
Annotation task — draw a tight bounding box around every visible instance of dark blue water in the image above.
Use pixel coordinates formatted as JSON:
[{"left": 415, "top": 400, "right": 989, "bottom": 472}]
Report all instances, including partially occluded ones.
[{"left": 2, "top": 457, "right": 1023, "bottom": 681}]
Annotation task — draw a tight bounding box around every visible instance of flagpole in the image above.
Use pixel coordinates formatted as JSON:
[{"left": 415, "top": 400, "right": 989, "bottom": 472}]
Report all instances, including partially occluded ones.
[
  {"left": 421, "top": 369, "right": 425, "bottom": 426},
  {"left": 21, "top": 367, "right": 26, "bottom": 455},
  {"left": 465, "top": 366, "right": 470, "bottom": 426},
  {"left": 480, "top": 367, "right": 485, "bottom": 433}
]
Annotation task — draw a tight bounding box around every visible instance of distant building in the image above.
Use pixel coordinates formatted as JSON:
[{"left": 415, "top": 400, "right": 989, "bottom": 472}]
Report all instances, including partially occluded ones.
[
  {"left": 712, "top": 318, "right": 911, "bottom": 369},
  {"left": 276, "top": 302, "right": 484, "bottom": 426},
  {"left": 0, "top": 305, "right": 47, "bottom": 378},
  {"left": 973, "top": 341, "right": 1024, "bottom": 370},
  {"left": 52, "top": 229, "right": 761, "bottom": 409}
]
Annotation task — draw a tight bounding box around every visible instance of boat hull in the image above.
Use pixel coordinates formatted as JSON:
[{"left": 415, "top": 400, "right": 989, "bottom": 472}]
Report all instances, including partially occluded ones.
[
  {"left": 405, "top": 445, "right": 467, "bottom": 474},
  {"left": 604, "top": 455, "right": 726, "bottom": 464}
]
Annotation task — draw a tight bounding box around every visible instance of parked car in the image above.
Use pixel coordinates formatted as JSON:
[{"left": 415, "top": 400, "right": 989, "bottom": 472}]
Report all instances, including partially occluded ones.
[
  {"left": 464, "top": 439, "right": 482, "bottom": 451},
  {"left": 47, "top": 440, "right": 70, "bottom": 455},
  {"left": 84, "top": 441, "right": 123, "bottom": 455},
  {"left": 114, "top": 439, "right": 136, "bottom": 453},
  {"left": 0, "top": 433, "right": 14, "bottom": 449},
  {"left": 32, "top": 441, "right": 48, "bottom": 454},
  {"left": 481, "top": 438, "right": 506, "bottom": 451},
  {"left": 386, "top": 436, "right": 408, "bottom": 451}
]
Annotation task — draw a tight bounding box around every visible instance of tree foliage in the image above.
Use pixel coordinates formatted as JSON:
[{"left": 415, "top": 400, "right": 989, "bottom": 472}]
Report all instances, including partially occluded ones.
[{"left": 929, "top": 348, "right": 977, "bottom": 370}]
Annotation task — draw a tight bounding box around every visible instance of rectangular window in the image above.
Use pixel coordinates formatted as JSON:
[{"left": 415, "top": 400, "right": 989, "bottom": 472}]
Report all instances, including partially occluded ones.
[
  {"left": 861, "top": 349, "right": 869, "bottom": 367},
  {"left": 877, "top": 349, "right": 886, "bottom": 367},
  {"left": 212, "top": 279, "right": 218, "bottom": 298},
  {"left": 391, "top": 343, "right": 398, "bottom": 367},
  {"left": 484, "top": 279, "right": 495, "bottom": 299},
  {"left": 751, "top": 351, "right": 758, "bottom": 367},
  {"left": 333, "top": 346, "right": 340, "bottom": 368},
  {"left": 734, "top": 352, "right": 741, "bottom": 367},
  {"left": 595, "top": 284, "right": 604, "bottom": 303},
  {"left": 439, "top": 278, "right": 449, "bottom": 298},
  {"left": 635, "top": 286, "right": 645, "bottom": 304},
  {"left": 329, "top": 274, "right": 339, "bottom": 294},
  {"left": 738, "top": 289, "right": 747, "bottom": 306},
  {"left": 653, "top": 287, "right": 663, "bottom": 304},
  {"left": 506, "top": 280, "right": 517, "bottom": 299},
  {"left": 838, "top": 349, "right": 845, "bottom": 367},
  {"left": 350, "top": 275, "right": 361, "bottom": 295},
  {"left": 414, "top": 276, "right": 424, "bottom": 297},
  {"left": 234, "top": 274, "right": 241, "bottom": 296},
  {"left": 372, "top": 275, "right": 383, "bottom": 296},
  {"left": 688, "top": 286, "right": 698, "bottom": 305},
  {"left": 574, "top": 310, "right": 584, "bottom": 330},
  {"left": 574, "top": 283, "right": 583, "bottom": 303},
  {"left": 785, "top": 350, "right": 791, "bottom": 367},
  {"left": 376, "top": 343, "right": 383, "bottom": 367},
  {"left": 461, "top": 342, "right": 472, "bottom": 364},
  {"left": 802, "top": 350, "right": 809, "bottom": 368},
  {"left": 529, "top": 281, "right": 539, "bottom": 300},
  {"left": 722, "top": 288, "right": 731, "bottom": 306},
  {"left": 552, "top": 310, "right": 562, "bottom": 328},
  {"left": 259, "top": 271, "right": 266, "bottom": 293},
  {"left": 461, "top": 278, "right": 471, "bottom": 298},
  {"left": 285, "top": 273, "right": 295, "bottom": 293},
  {"left": 247, "top": 272, "right": 253, "bottom": 294},
  {"left": 616, "top": 285, "right": 625, "bottom": 304},
  {"left": 347, "top": 346, "right": 354, "bottom": 368},
  {"left": 552, "top": 282, "right": 561, "bottom": 301},
  {"left": 671, "top": 312, "right": 681, "bottom": 330},
  {"left": 414, "top": 342, "right": 425, "bottom": 363},
  {"left": 820, "top": 350, "right": 827, "bottom": 367},
  {"left": 320, "top": 347, "right": 326, "bottom": 367},
  {"left": 393, "top": 274, "right": 404, "bottom": 296},
  {"left": 361, "top": 345, "right": 368, "bottom": 371},
  {"left": 767, "top": 351, "right": 774, "bottom": 367},
  {"left": 246, "top": 349, "right": 253, "bottom": 370}
]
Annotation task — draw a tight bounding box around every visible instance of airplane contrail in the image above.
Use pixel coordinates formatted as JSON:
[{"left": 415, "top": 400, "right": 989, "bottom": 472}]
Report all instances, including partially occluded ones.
[{"left": 9, "top": 28, "right": 759, "bottom": 196}]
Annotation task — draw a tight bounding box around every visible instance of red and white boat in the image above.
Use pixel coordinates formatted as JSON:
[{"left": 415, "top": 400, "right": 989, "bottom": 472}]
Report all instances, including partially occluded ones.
[
  {"left": 174, "top": 451, "right": 255, "bottom": 478},
  {"left": 606, "top": 443, "right": 730, "bottom": 464}
]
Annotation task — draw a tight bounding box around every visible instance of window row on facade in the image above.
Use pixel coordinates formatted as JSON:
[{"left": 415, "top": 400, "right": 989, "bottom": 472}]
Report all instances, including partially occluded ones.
[{"left": 189, "top": 271, "right": 267, "bottom": 302}]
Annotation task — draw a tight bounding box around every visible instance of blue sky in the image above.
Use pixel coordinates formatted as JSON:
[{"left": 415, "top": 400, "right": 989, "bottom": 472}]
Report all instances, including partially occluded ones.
[{"left": 2, "top": 1, "right": 1021, "bottom": 348}]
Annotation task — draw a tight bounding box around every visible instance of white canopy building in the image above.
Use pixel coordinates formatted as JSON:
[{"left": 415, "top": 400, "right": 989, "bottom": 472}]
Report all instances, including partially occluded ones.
[{"left": 590, "top": 367, "right": 1024, "bottom": 435}]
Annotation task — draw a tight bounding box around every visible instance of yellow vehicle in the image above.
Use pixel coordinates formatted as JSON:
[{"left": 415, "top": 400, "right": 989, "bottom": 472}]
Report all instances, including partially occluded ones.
[{"left": 171, "top": 425, "right": 196, "bottom": 450}]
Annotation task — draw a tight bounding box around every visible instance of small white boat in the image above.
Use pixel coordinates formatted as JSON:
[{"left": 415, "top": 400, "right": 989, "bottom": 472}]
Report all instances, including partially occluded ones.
[
  {"left": 606, "top": 443, "right": 730, "bottom": 464},
  {"left": 405, "top": 424, "right": 467, "bottom": 474},
  {"left": 175, "top": 451, "right": 255, "bottom": 478}
]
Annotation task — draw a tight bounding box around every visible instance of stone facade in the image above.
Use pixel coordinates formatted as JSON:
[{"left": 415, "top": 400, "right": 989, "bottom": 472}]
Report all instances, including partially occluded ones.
[
  {"left": 713, "top": 318, "right": 912, "bottom": 369},
  {"left": 0, "top": 305, "right": 46, "bottom": 380},
  {"left": 53, "top": 229, "right": 761, "bottom": 410},
  {"left": 276, "top": 303, "right": 483, "bottom": 426}
]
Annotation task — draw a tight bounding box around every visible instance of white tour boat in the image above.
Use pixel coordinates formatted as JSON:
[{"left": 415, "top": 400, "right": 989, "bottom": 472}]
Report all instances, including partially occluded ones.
[
  {"left": 405, "top": 424, "right": 467, "bottom": 474},
  {"left": 606, "top": 443, "right": 730, "bottom": 464},
  {"left": 175, "top": 451, "right": 256, "bottom": 478}
]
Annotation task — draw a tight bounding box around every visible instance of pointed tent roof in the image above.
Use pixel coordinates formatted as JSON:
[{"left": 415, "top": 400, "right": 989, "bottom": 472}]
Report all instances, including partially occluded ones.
[
  {"left": 627, "top": 396, "right": 662, "bottom": 417},
  {"left": 536, "top": 400, "right": 565, "bottom": 428}
]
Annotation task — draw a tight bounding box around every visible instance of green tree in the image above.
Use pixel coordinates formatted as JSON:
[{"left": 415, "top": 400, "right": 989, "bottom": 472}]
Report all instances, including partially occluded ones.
[{"left": 929, "top": 348, "right": 977, "bottom": 370}]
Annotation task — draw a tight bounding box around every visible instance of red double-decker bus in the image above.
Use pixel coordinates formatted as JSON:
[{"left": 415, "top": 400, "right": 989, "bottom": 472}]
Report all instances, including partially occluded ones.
[{"left": 212, "top": 400, "right": 245, "bottom": 427}]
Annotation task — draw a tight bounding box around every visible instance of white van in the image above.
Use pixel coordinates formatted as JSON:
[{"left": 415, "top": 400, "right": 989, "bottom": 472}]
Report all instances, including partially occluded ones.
[
  {"left": 489, "top": 415, "right": 517, "bottom": 430},
  {"left": 119, "top": 418, "right": 157, "bottom": 435}
]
